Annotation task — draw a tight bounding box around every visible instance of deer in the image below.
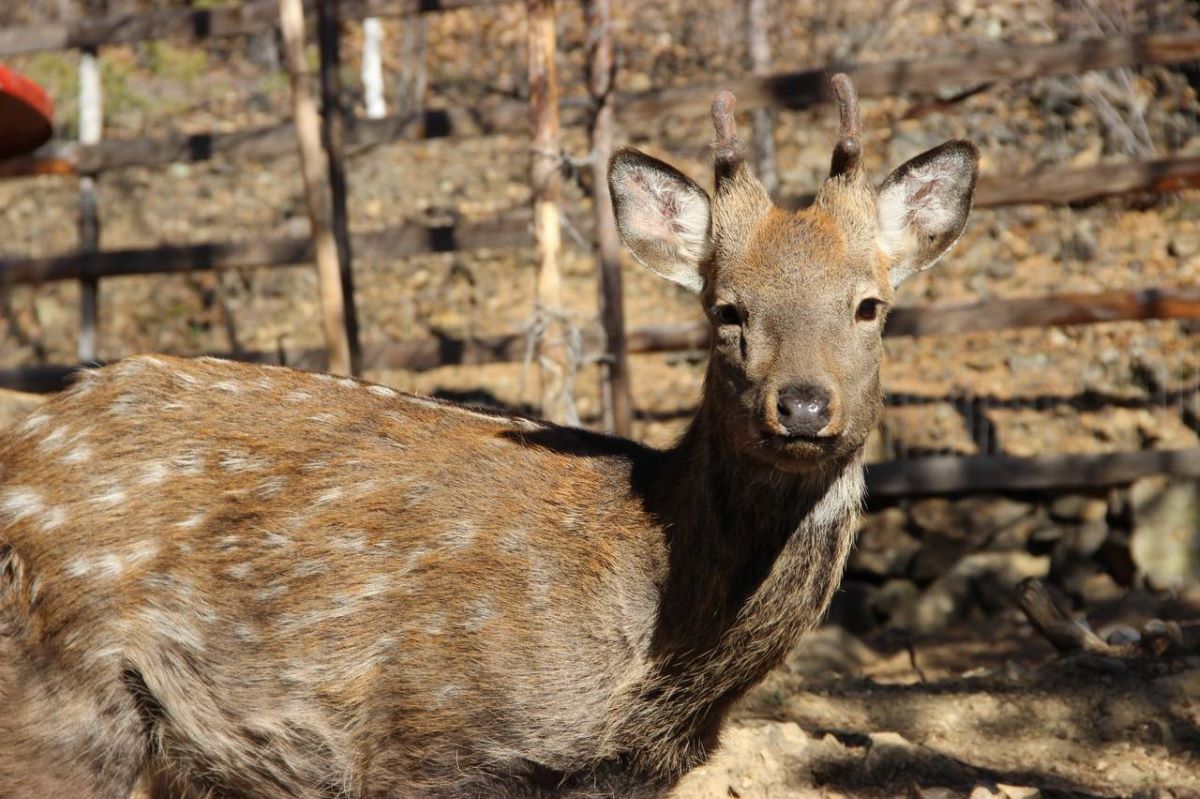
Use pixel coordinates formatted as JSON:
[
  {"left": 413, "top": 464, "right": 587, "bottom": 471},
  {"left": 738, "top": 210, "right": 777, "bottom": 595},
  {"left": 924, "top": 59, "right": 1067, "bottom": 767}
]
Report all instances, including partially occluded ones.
[{"left": 0, "top": 74, "right": 977, "bottom": 799}]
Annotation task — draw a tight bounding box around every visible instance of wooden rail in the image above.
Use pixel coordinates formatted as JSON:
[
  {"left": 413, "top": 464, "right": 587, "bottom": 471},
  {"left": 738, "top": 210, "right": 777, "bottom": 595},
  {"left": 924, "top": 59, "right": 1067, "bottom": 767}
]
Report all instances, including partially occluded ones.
[
  {"left": 865, "top": 447, "right": 1200, "bottom": 496},
  {"left": 2, "top": 285, "right": 1197, "bottom": 394},
  {"left": 5, "top": 32, "right": 1200, "bottom": 180},
  {"left": 0, "top": 0, "right": 505, "bottom": 57},
  {"left": 5, "top": 152, "right": 1200, "bottom": 287}
]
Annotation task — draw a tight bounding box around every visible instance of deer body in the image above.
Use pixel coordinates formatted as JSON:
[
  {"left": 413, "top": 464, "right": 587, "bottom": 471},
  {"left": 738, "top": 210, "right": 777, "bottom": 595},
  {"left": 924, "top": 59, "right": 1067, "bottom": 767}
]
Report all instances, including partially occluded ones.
[{"left": 0, "top": 77, "right": 977, "bottom": 798}]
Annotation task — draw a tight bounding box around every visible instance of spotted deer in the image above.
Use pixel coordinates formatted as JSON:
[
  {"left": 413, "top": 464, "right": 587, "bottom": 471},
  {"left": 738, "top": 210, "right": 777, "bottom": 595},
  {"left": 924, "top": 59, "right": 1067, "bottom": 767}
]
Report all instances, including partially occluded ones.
[{"left": 0, "top": 75, "right": 977, "bottom": 799}]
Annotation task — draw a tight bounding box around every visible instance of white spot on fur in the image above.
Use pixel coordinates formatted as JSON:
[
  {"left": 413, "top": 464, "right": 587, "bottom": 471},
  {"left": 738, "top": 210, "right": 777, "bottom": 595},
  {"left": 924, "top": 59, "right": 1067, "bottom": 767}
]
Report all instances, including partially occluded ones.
[
  {"left": 212, "top": 380, "right": 242, "bottom": 394},
  {"left": 173, "top": 370, "right": 200, "bottom": 387},
  {"left": 109, "top": 393, "right": 142, "bottom": 416},
  {"left": 225, "top": 563, "right": 253, "bottom": 580},
  {"left": 41, "top": 505, "right": 67, "bottom": 531},
  {"left": 177, "top": 512, "right": 206, "bottom": 529},
  {"left": 219, "top": 450, "right": 270, "bottom": 473},
  {"left": 367, "top": 384, "right": 398, "bottom": 398},
  {"left": 60, "top": 441, "right": 93, "bottom": 465},
  {"left": 313, "top": 486, "right": 343, "bottom": 506},
  {"left": 96, "top": 486, "right": 127, "bottom": 506},
  {"left": 138, "top": 461, "right": 169, "bottom": 486},
  {"left": 438, "top": 520, "right": 477, "bottom": 550},
  {"left": 336, "top": 378, "right": 358, "bottom": 390},
  {"left": 256, "top": 475, "right": 288, "bottom": 499},
  {"left": 308, "top": 413, "right": 338, "bottom": 425},
  {"left": 37, "top": 425, "right": 68, "bottom": 453},
  {"left": 400, "top": 395, "right": 441, "bottom": 411},
  {"left": 285, "top": 390, "right": 312, "bottom": 403},
  {"left": 15, "top": 412, "right": 49, "bottom": 438},
  {"left": 263, "top": 531, "right": 291, "bottom": 548},
  {"left": 498, "top": 527, "right": 529, "bottom": 555},
  {"left": 462, "top": 596, "right": 495, "bottom": 632},
  {"left": 171, "top": 451, "right": 206, "bottom": 476},
  {"left": 1, "top": 487, "right": 44, "bottom": 521}
]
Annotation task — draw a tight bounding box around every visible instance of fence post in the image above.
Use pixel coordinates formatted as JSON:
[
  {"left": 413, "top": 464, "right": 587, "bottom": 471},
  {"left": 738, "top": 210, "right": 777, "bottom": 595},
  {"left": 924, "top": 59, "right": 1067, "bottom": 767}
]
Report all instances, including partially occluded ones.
[
  {"left": 361, "top": 17, "right": 386, "bottom": 119},
  {"left": 746, "top": 0, "right": 777, "bottom": 197},
  {"left": 316, "top": 0, "right": 361, "bottom": 375},
  {"left": 77, "top": 44, "right": 102, "bottom": 363},
  {"left": 278, "top": 0, "right": 354, "bottom": 375},
  {"left": 585, "top": 0, "right": 632, "bottom": 437},
  {"left": 526, "top": 0, "right": 570, "bottom": 424}
]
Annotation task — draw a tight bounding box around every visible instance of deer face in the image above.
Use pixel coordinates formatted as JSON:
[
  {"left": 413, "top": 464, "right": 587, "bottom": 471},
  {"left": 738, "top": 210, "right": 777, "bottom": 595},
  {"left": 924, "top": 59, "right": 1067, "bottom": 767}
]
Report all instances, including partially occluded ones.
[{"left": 610, "top": 77, "right": 978, "bottom": 471}]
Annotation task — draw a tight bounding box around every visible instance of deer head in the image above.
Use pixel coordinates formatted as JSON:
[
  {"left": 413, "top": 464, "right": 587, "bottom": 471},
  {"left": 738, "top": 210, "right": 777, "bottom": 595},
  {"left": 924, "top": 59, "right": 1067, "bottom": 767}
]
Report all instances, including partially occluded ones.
[{"left": 609, "top": 74, "right": 978, "bottom": 472}]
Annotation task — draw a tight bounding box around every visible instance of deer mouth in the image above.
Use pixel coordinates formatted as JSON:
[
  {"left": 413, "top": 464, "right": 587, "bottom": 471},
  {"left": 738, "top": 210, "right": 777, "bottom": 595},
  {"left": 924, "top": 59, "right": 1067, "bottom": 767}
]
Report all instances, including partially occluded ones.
[{"left": 761, "top": 431, "right": 839, "bottom": 449}]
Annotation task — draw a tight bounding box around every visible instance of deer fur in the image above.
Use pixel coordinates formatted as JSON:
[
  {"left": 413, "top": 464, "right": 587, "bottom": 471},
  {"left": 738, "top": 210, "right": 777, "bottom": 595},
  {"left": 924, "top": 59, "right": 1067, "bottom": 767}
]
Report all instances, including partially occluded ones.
[{"left": 0, "top": 75, "right": 978, "bottom": 799}]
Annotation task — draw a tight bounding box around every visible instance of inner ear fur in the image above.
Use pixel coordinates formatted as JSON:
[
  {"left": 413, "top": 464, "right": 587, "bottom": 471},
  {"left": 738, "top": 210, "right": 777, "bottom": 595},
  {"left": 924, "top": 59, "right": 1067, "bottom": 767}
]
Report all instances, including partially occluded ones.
[
  {"left": 608, "top": 147, "right": 712, "bottom": 293},
  {"left": 877, "top": 140, "right": 979, "bottom": 288}
]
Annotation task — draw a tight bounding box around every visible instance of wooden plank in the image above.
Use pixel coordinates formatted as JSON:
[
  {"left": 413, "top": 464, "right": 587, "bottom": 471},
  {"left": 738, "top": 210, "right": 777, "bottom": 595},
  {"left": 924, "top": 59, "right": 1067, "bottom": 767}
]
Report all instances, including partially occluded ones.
[
  {"left": 280, "top": 0, "right": 353, "bottom": 375},
  {"left": 781, "top": 154, "right": 1200, "bottom": 211},
  {"left": 865, "top": 447, "right": 1200, "bottom": 496},
  {"left": 585, "top": 0, "right": 632, "bottom": 437},
  {"left": 883, "top": 286, "right": 1200, "bottom": 337},
  {"left": 0, "top": 0, "right": 505, "bottom": 57}
]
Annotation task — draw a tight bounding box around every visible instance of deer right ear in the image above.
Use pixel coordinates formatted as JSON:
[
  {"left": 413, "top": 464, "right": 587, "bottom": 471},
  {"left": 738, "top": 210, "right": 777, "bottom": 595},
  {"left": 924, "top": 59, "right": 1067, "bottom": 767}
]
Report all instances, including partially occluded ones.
[{"left": 609, "top": 148, "right": 711, "bottom": 293}]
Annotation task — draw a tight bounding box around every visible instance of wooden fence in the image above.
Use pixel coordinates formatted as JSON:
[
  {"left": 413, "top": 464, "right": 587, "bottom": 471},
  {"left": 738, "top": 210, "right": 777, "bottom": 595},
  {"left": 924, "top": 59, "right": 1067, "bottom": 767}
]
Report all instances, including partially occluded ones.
[{"left": 1, "top": 3, "right": 1199, "bottom": 495}]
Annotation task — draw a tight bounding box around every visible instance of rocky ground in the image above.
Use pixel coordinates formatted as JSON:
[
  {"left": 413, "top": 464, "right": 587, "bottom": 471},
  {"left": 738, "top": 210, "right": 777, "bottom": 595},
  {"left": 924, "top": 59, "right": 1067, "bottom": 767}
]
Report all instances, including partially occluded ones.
[{"left": 2, "top": 0, "right": 1200, "bottom": 796}]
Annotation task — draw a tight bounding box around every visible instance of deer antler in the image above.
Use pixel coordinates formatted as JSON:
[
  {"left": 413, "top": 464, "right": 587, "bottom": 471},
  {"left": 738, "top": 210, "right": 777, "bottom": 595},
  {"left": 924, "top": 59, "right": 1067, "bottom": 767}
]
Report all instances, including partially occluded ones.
[
  {"left": 829, "top": 73, "right": 862, "bottom": 178},
  {"left": 711, "top": 90, "right": 742, "bottom": 186}
]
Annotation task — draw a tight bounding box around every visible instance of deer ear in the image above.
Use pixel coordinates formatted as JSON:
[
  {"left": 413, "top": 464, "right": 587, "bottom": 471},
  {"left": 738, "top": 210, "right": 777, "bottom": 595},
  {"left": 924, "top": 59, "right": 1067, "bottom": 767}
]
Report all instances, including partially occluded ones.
[
  {"left": 609, "top": 147, "right": 711, "bottom": 293},
  {"left": 877, "top": 140, "right": 979, "bottom": 288}
]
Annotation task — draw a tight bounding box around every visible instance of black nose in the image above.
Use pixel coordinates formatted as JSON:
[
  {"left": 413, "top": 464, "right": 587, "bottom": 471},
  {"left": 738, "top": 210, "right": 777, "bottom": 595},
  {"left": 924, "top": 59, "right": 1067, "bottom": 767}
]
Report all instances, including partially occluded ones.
[{"left": 776, "top": 384, "right": 831, "bottom": 437}]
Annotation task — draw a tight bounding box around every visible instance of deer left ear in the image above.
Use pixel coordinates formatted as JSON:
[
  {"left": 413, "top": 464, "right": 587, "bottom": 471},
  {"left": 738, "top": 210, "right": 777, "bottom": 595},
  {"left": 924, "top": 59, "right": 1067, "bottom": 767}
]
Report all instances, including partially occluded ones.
[{"left": 877, "top": 140, "right": 979, "bottom": 287}]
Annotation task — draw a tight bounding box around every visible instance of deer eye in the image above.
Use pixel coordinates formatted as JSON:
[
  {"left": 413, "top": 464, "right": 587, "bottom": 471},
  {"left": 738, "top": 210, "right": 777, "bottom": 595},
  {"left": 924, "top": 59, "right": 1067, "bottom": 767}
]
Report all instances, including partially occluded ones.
[
  {"left": 855, "top": 298, "right": 882, "bottom": 322},
  {"left": 711, "top": 303, "right": 744, "bottom": 327}
]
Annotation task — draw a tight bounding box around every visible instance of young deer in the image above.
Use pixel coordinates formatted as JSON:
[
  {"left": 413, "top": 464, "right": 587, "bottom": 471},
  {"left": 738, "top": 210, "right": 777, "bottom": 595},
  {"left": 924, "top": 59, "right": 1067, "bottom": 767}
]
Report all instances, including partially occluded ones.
[{"left": 0, "top": 75, "right": 977, "bottom": 799}]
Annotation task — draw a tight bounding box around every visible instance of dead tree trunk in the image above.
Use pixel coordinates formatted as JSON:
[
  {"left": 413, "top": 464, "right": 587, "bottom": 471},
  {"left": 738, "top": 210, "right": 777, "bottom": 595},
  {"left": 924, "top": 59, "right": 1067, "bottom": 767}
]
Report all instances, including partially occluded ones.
[
  {"left": 746, "top": 0, "right": 777, "bottom": 197},
  {"left": 527, "top": 0, "right": 569, "bottom": 423},
  {"left": 78, "top": 44, "right": 101, "bottom": 363},
  {"left": 279, "top": 0, "right": 353, "bottom": 375},
  {"left": 585, "top": 0, "right": 632, "bottom": 437},
  {"left": 316, "top": 0, "right": 362, "bottom": 374}
]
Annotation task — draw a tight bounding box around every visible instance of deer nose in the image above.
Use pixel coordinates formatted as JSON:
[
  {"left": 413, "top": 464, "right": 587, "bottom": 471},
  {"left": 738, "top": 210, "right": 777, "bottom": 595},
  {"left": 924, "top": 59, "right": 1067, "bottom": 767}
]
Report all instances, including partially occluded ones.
[{"left": 776, "top": 384, "right": 831, "bottom": 437}]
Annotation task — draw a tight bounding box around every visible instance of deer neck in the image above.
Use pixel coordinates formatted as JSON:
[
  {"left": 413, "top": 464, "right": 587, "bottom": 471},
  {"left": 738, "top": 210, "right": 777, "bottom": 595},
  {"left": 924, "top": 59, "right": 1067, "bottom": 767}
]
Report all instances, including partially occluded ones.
[{"left": 647, "top": 392, "right": 865, "bottom": 685}]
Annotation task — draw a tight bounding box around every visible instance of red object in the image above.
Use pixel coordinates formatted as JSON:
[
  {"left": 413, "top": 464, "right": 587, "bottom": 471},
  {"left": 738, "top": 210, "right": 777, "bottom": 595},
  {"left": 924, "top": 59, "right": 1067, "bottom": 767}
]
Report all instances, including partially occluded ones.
[{"left": 0, "top": 63, "right": 55, "bottom": 159}]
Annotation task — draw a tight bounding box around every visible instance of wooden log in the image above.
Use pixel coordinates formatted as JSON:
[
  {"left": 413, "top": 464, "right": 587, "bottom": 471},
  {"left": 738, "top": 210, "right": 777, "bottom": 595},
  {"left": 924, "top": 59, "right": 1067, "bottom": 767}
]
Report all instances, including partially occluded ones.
[
  {"left": 585, "top": 0, "right": 632, "bottom": 437},
  {"left": 864, "top": 447, "right": 1200, "bottom": 496},
  {"left": 745, "top": 0, "right": 777, "bottom": 198},
  {"left": 316, "top": 0, "right": 362, "bottom": 374},
  {"left": 0, "top": 0, "right": 505, "bottom": 57},
  {"left": 279, "top": 0, "right": 353, "bottom": 375},
  {"left": 527, "top": 0, "right": 570, "bottom": 424}
]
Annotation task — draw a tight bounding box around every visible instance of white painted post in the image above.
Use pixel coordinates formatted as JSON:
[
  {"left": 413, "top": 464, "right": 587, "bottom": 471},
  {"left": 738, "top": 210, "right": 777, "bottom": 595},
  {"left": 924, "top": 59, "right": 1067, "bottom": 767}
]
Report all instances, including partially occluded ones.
[
  {"left": 78, "top": 47, "right": 103, "bottom": 363},
  {"left": 361, "top": 17, "right": 386, "bottom": 119}
]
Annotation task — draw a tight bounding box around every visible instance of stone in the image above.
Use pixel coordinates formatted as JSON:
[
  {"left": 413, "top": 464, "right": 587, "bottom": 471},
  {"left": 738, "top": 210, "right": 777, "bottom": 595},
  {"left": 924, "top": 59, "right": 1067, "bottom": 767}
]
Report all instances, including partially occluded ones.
[
  {"left": 869, "top": 579, "right": 921, "bottom": 626},
  {"left": 851, "top": 507, "right": 920, "bottom": 577},
  {"left": 1130, "top": 476, "right": 1200, "bottom": 588},
  {"left": 1049, "top": 494, "right": 1109, "bottom": 523}
]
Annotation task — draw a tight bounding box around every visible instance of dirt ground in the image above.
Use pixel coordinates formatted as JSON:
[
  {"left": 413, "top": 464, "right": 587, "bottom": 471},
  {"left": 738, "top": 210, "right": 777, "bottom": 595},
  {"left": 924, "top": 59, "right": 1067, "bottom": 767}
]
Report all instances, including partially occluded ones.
[{"left": 2, "top": 1, "right": 1200, "bottom": 796}]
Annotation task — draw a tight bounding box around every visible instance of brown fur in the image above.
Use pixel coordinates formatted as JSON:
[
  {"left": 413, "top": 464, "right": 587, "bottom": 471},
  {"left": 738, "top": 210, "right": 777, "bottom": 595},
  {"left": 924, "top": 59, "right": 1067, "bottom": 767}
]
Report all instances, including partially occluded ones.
[{"left": 0, "top": 81, "right": 977, "bottom": 798}]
